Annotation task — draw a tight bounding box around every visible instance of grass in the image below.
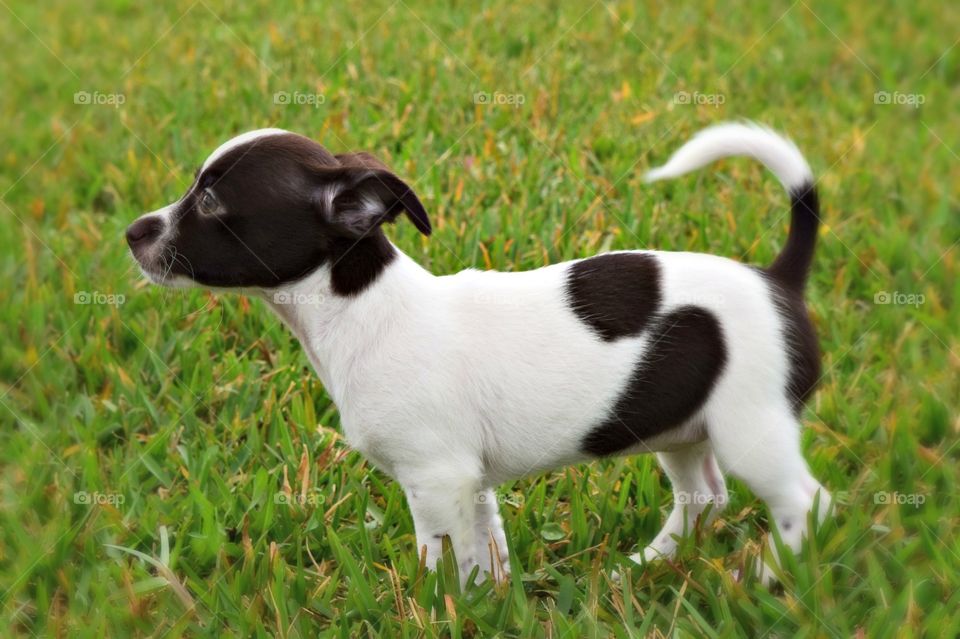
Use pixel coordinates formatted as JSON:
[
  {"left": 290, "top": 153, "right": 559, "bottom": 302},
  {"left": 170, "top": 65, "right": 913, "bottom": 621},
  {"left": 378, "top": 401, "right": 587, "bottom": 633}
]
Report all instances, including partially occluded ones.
[{"left": 1, "top": 0, "right": 958, "bottom": 636}]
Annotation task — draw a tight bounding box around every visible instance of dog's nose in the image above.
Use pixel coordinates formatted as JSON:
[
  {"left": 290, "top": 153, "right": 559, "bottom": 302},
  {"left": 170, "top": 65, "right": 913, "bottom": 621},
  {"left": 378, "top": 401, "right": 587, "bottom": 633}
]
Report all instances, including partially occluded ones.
[{"left": 126, "top": 216, "right": 163, "bottom": 248}]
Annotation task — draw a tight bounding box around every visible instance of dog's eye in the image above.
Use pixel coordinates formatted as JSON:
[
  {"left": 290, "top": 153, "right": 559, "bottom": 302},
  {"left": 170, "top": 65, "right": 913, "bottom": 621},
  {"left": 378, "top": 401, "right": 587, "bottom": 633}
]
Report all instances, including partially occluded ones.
[{"left": 197, "top": 188, "right": 221, "bottom": 216}]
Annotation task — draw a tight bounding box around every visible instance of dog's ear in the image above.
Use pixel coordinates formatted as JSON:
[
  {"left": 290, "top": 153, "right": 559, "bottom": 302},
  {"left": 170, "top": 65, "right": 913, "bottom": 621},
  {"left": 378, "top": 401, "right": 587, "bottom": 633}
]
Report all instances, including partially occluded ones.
[{"left": 319, "top": 155, "right": 431, "bottom": 237}]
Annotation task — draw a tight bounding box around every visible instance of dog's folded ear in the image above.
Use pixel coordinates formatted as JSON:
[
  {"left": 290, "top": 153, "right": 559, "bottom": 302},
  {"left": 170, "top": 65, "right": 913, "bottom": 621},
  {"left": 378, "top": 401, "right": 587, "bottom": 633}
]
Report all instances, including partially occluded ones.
[{"left": 319, "top": 156, "right": 431, "bottom": 237}]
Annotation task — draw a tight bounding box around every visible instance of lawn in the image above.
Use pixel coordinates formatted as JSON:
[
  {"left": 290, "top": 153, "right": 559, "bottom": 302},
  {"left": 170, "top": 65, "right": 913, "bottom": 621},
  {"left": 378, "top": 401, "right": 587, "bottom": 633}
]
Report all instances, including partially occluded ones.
[{"left": 1, "top": 0, "right": 958, "bottom": 636}]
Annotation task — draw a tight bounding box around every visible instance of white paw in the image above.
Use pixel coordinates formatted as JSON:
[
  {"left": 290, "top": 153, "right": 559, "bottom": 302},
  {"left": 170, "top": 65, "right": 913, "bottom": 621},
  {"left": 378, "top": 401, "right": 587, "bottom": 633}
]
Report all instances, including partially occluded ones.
[{"left": 640, "top": 542, "right": 676, "bottom": 563}]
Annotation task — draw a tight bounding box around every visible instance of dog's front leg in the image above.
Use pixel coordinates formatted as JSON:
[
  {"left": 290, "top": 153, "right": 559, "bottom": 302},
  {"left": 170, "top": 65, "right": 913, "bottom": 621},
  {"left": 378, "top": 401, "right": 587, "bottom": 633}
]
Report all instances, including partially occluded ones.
[
  {"left": 403, "top": 470, "right": 480, "bottom": 586},
  {"left": 474, "top": 488, "right": 510, "bottom": 582}
]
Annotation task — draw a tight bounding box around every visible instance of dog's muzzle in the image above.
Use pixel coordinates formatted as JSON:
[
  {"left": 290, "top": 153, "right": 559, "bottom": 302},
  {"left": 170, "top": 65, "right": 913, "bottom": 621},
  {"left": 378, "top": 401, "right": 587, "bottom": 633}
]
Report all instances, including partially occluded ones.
[{"left": 126, "top": 216, "right": 163, "bottom": 253}]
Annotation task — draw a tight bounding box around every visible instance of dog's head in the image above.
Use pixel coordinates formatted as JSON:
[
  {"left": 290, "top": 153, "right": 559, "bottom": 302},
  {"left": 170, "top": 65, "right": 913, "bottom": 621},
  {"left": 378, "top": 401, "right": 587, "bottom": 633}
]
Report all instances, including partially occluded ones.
[{"left": 126, "top": 129, "right": 430, "bottom": 292}]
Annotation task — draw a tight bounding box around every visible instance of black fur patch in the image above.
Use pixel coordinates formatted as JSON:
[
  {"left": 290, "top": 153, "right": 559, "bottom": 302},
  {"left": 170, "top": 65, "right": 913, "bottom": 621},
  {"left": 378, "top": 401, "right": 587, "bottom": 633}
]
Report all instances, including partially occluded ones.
[
  {"left": 581, "top": 306, "right": 727, "bottom": 457},
  {"left": 764, "top": 276, "right": 821, "bottom": 414},
  {"left": 328, "top": 233, "right": 398, "bottom": 296},
  {"left": 148, "top": 133, "right": 427, "bottom": 295},
  {"left": 766, "top": 182, "right": 820, "bottom": 291},
  {"left": 565, "top": 253, "right": 662, "bottom": 341}
]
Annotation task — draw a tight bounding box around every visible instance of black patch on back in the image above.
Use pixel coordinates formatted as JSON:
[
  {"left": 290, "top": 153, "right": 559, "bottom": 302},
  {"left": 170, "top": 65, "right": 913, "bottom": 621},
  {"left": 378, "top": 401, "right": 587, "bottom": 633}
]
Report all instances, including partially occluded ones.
[
  {"left": 581, "top": 306, "right": 727, "bottom": 457},
  {"left": 566, "top": 253, "right": 662, "bottom": 341},
  {"left": 763, "top": 274, "right": 821, "bottom": 414}
]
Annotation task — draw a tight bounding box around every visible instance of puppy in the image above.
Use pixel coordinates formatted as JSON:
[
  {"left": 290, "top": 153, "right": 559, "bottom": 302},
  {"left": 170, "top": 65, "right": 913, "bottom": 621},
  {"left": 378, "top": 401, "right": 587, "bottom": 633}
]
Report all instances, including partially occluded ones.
[{"left": 127, "top": 123, "right": 829, "bottom": 585}]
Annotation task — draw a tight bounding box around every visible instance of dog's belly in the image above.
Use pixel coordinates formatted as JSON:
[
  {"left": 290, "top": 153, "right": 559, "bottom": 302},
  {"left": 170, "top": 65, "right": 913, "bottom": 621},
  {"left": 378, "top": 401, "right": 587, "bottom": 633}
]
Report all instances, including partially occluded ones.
[
  {"left": 478, "top": 412, "right": 708, "bottom": 486},
  {"left": 467, "top": 334, "right": 716, "bottom": 484}
]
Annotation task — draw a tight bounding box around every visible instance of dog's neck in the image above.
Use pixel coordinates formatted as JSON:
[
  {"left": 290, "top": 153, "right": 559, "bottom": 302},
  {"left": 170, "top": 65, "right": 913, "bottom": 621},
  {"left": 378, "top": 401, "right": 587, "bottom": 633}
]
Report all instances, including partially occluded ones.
[{"left": 258, "top": 243, "right": 434, "bottom": 404}]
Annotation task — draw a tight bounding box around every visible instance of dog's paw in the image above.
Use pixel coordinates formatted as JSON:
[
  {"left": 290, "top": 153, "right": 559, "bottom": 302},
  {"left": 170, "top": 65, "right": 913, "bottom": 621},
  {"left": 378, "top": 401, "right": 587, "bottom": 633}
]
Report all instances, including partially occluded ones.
[
  {"left": 641, "top": 545, "right": 671, "bottom": 563},
  {"left": 459, "top": 556, "right": 510, "bottom": 586}
]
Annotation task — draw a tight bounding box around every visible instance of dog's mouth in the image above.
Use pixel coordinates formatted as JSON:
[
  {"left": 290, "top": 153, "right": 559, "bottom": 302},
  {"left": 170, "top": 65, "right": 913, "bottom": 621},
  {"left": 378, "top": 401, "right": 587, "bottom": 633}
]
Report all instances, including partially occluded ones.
[
  {"left": 136, "top": 258, "right": 171, "bottom": 284},
  {"left": 131, "top": 246, "right": 198, "bottom": 288}
]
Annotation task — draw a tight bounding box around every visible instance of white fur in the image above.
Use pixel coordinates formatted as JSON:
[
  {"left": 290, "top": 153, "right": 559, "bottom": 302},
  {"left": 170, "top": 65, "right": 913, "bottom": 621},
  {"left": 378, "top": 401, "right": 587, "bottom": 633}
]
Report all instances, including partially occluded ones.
[
  {"left": 142, "top": 124, "right": 831, "bottom": 586},
  {"left": 645, "top": 122, "right": 813, "bottom": 190},
  {"left": 201, "top": 128, "right": 289, "bottom": 172}
]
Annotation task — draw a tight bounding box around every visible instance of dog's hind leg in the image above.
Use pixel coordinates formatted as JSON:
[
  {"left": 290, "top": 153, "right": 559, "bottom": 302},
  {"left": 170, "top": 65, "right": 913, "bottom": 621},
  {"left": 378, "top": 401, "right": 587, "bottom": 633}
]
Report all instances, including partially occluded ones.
[
  {"left": 632, "top": 439, "right": 728, "bottom": 566},
  {"left": 705, "top": 401, "right": 830, "bottom": 584}
]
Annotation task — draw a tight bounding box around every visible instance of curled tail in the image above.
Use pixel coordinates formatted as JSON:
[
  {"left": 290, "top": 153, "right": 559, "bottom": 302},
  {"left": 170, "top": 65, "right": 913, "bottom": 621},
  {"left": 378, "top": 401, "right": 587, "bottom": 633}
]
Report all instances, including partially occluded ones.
[{"left": 645, "top": 122, "right": 820, "bottom": 291}]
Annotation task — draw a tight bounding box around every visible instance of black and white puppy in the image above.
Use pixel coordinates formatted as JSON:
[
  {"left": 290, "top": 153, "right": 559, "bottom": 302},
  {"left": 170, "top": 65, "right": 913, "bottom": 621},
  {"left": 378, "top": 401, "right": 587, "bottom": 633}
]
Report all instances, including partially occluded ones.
[{"left": 127, "top": 123, "right": 829, "bottom": 584}]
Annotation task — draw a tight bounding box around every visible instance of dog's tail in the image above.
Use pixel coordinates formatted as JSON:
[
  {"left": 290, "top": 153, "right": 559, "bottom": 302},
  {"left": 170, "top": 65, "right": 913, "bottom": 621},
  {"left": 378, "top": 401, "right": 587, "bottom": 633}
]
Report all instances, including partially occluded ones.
[{"left": 645, "top": 122, "right": 819, "bottom": 291}]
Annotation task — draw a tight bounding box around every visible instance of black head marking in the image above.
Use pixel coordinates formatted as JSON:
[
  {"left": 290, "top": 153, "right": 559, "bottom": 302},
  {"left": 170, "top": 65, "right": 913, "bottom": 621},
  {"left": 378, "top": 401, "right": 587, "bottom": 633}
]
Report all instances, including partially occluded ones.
[{"left": 158, "top": 132, "right": 430, "bottom": 294}]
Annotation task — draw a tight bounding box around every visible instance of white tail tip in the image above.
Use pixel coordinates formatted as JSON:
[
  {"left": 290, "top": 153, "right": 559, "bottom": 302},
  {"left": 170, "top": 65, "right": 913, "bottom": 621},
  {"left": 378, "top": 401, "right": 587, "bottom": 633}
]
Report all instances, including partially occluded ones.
[{"left": 644, "top": 122, "right": 813, "bottom": 191}]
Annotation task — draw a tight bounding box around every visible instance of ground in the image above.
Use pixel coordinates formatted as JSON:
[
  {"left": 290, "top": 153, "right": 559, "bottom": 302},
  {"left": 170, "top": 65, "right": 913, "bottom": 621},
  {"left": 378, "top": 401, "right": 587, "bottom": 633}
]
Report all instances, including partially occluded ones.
[{"left": 1, "top": 0, "right": 958, "bottom": 636}]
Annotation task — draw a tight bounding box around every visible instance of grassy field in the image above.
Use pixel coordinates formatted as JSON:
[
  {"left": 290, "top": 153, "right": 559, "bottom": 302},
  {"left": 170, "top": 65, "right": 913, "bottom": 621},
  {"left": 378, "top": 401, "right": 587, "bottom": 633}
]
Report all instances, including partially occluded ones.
[{"left": 1, "top": 0, "right": 958, "bottom": 636}]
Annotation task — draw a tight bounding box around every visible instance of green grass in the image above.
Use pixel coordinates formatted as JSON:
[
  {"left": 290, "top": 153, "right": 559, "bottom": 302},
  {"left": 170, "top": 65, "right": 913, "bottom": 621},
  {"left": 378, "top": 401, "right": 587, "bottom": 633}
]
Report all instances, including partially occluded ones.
[{"left": 1, "top": 0, "right": 958, "bottom": 636}]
